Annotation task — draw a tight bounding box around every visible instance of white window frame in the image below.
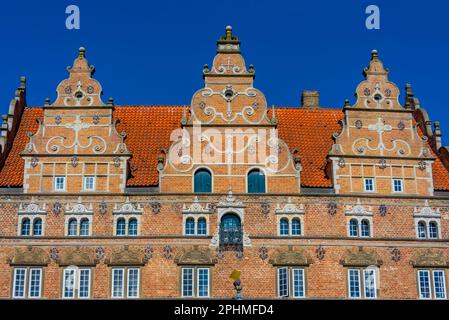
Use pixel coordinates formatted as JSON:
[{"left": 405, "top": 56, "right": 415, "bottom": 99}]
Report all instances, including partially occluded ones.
[
  {"left": 418, "top": 270, "right": 432, "bottom": 299},
  {"left": 62, "top": 267, "right": 91, "bottom": 299},
  {"left": 433, "top": 270, "right": 447, "bottom": 300},
  {"left": 417, "top": 269, "right": 447, "bottom": 300},
  {"left": 197, "top": 268, "right": 210, "bottom": 298},
  {"left": 348, "top": 269, "right": 361, "bottom": 299},
  {"left": 54, "top": 176, "right": 66, "bottom": 192},
  {"left": 364, "top": 178, "right": 375, "bottom": 192},
  {"left": 83, "top": 176, "right": 96, "bottom": 191},
  {"left": 112, "top": 268, "right": 125, "bottom": 298},
  {"left": 392, "top": 178, "right": 404, "bottom": 193},
  {"left": 277, "top": 267, "right": 306, "bottom": 299},
  {"left": 12, "top": 268, "right": 27, "bottom": 299},
  {"left": 28, "top": 268, "right": 42, "bottom": 299},
  {"left": 363, "top": 269, "right": 377, "bottom": 299},
  {"left": 181, "top": 267, "right": 194, "bottom": 298},
  {"left": 127, "top": 268, "right": 140, "bottom": 299}
]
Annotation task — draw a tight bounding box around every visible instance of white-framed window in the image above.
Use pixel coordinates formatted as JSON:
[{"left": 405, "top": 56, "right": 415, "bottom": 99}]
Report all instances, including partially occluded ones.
[
  {"left": 277, "top": 216, "right": 303, "bottom": 237},
  {"left": 348, "top": 268, "right": 377, "bottom": 299},
  {"left": 392, "top": 179, "right": 403, "bottom": 193},
  {"left": 62, "top": 267, "right": 91, "bottom": 299},
  {"left": 277, "top": 267, "right": 305, "bottom": 298},
  {"left": 114, "top": 216, "right": 141, "bottom": 237},
  {"left": 181, "top": 267, "right": 210, "bottom": 298},
  {"left": 347, "top": 218, "right": 372, "bottom": 238},
  {"left": 83, "top": 176, "right": 96, "bottom": 191},
  {"left": 415, "top": 220, "right": 441, "bottom": 240},
  {"left": 364, "top": 178, "right": 375, "bottom": 192},
  {"left": 54, "top": 176, "right": 66, "bottom": 191},
  {"left": 183, "top": 215, "right": 209, "bottom": 236},
  {"left": 111, "top": 267, "right": 140, "bottom": 299},
  {"left": 418, "top": 269, "right": 447, "bottom": 300},
  {"left": 65, "top": 216, "right": 92, "bottom": 237},
  {"left": 12, "top": 267, "right": 43, "bottom": 299}
]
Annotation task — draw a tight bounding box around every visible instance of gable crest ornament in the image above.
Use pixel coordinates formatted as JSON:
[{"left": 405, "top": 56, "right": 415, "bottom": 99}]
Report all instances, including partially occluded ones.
[
  {"left": 65, "top": 197, "right": 93, "bottom": 214},
  {"left": 345, "top": 199, "right": 373, "bottom": 216},
  {"left": 18, "top": 199, "right": 47, "bottom": 214},
  {"left": 275, "top": 197, "right": 305, "bottom": 214},
  {"left": 113, "top": 197, "right": 143, "bottom": 214},
  {"left": 413, "top": 200, "right": 440, "bottom": 218},
  {"left": 182, "top": 197, "right": 213, "bottom": 214}
]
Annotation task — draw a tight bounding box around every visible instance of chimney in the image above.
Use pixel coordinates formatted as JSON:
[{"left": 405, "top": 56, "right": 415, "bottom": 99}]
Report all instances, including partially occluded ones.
[{"left": 301, "top": 90, "right": 320, "bottom": 108}]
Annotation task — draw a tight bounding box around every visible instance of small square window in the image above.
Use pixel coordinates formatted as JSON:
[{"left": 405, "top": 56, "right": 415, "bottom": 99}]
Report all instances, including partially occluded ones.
[
  {"left": 364, "top": 178, "right": 374, "bottom": 192},
  {"left": 83, "top": 176, "right": 96, "bottom": 191},
  {"left": 54, "top": 176, "right": 66, "bottom": 191},
  {"left": 393, "top": 179, "right": 403, "bottom": 193}
]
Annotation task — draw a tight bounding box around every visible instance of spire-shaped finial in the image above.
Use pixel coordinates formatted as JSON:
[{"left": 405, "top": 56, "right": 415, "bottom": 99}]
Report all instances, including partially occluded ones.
[
  {"left": 78, "top": 47, "right": 86, "bottom": 58},
  {"left": 363, "top": 49, "right": 388, "bottom": 78},
  {"left": 225, "top": 25, "right": 233, "bottom": 40},
  {"left": 20, "top": 76, "right": 26, "bottom": 89},
  {"left": 371, "top": 49, "right": 378, "bottom": 60},
  {"left": 344, "top": 99, "right": 351, "bottom": 107},
  {"left": 271, "top": 105, "right": 278, "bottom": 125},
  {"left": 217, "top": 25, "right": 240, "bottom": 53}
]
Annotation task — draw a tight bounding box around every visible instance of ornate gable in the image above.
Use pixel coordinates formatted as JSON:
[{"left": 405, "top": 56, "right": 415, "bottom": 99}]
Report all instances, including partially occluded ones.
[{"left": 328, "top": 51, "right": 435, "bottom": 196}]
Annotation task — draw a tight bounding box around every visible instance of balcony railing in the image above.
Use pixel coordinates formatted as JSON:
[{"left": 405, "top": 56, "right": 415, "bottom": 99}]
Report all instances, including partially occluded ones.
[{"left": 219, "top": 226, "right": 243, "bottom": 251}]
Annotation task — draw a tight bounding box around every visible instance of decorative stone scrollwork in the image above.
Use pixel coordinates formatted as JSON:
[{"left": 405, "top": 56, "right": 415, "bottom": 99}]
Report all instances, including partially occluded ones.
[
  {"left": 316, "top": 246, "right": 326, "bottom": 261},
  {"left": 413, "top": 200, "right": 440, "bottom": 218},
  {"left": 182, "top": 197, "right": 212, "bottom": 214},
  {"left": 340, "top": 247, "right": 383, "bottom": 267},
  {"left": 269, "top": 248, "right": 312, "bottom": 266},
  {"left": 275, "top": 198, "right": 305, "bottom": 214},
  {"left": 410, "top": 250, "right": 449, "bottom": 268},
  {"left": 143, "top": 247, "right": 154, "bottom": 262},
  {"left": 379, "top": 204, "right": 388, "bottom": 217},
  {"left": 391, "top": 248, "right": 401, "bottom": 262},
  {"left": 113, "top": 197, "right": 143, "bottom": 214},
  {"left": 235, "top": 248, "right": 244, "bottom": 259},
  {"left": 398, "top": 120, "right": 405, "bottom": 131},
  {"left": 327, "top": 201, "right": 337, "bottom": 216},
  {"left": 55, "top": 115, "right": 62, "bottom": 124},
  {"left": 261, "top": 202, "right": 270, "bottom": 215},
  {"left": 65, "top": 198, "right": 94, "bottom": 214},
  {"left": 50, "top": 248, "right": 60, "bottom": 262},
  {"left": 150, "top": 201, "right": 162, "bottom": 214},
  {"left": 163, "top": 245, "right": 173, "bottom": 260},
  {"left": 216, "top": 248, "right": 225, "bottom": 260},
  {"left": 174, "top": 248, "right": 217, "bottom": 265},
  {"left": 52, "top": 202, "right": 62, "bottom": 215},
  {"left": 113, "top": 156, "right": 121, "bottom": 168},
  {"left": 338, "top": 158, "right": 345, "bottom": 168},
  {"left": 418, "top": 160, "right": 426, "bottom": 171},
  {"left": 30, "top": 156, "right": 39, "bottom": 168},
  {"left": 355, "top": 120, "right": 363, "bottom": 129},
  {"left": 105, "top": 246, "right": 146, "bottom": 266},
  {"left": 8, "top": 247, "right": 49, "bottom": 266},
  {"left": 345, "top": 199, "right": 373, "bottom": 216},
  {"left": 58, "top": 247, "right": 97, "bottom": 266},
  {"left": 379, "top": 158, "right": 387, "bottom": 169},
  {"left": 93, "top": 114, "right": 100, "bottom": 124},
  {"left": 18, "top": 201, "right": 47, "bottom": 214},
  {"left": 99, "top": 201, "right": 108, "bottom": 214},
  {"left": 217, "top": 189, "right": 244, "bottom": 208},
  {"left": 95, "top": 247, "right": 105, "bottom": 262},
  {"left": 259, "top": 247, "right": 268, "bottom": 261},
  {"left": 71, "top": 156, "right": 79, "bottom": 167}
]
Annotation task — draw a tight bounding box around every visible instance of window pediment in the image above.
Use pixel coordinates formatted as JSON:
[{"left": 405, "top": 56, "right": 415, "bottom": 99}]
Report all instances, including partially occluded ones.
[
  {"left": 65, "top": 198, "right": 93, "bottom": 215},
  {"left": 413, "top": 200, "right": 440, "bottom": 218},
  {"left": 105, "top": 246, "right": 146, "bottom": 266},
  {"left": 182, "top": 197, "right": 213, "bottom": 214},
  {"left": 340, "top": 247, "right": 382, "bottom": 267},
  {"left": 7, "top": 246, "right": 49, "bottom": 266},
  {"left": 410, "top": 250, "right": 449, "bottom": 268},
  {"left": 345, "top": 199, "right": 373, "bottom": 216},
  {"left": 113, "top": 197, "right": 143, "bottom": 215},
  {"left": 269, "top": 248, "right": 312, "bottom": 266},
  {"left": 18, "top": 201, "right": 47, "bottom": 215},
  {"left": 175, "top": 248, "right": 216, "bottom": 266},
  {"left": 58, "top": 247, "right": 97, "bottom": 266},
  {"left": 275, "top": 198, "right": 304, "bottom": 214}
]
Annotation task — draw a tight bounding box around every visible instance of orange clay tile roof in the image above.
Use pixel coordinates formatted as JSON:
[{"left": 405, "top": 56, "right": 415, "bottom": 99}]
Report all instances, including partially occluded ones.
[{"left": 1, "top": 106, "right": 449, "bottom": 190}]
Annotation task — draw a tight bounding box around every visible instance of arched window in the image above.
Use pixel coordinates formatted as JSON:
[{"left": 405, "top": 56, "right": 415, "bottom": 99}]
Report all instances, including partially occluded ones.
[
  {"left": 128, "top": 218, "right": 138, "bottom": 236},
  {"left": 349, "top": 219, "right": 358, "bottom": 237},
  {"left": 247, "top": 169, "right": 266, "bottom": 193},
  {"left": 33, "top": 218, "right": 42, "bottom": 236},
  {"left": 428, "top": 221, "right": 438, "bottom": 239},
  {"left": 418, "top": 221, "right": 427, "bottom": 239},
  {"left": 80, "top": 218, "right": 90, "bottom": 236},
  {"left": 21, "top": 218, "right": 31, "bottom": 236},
  {"left": 116, "top": 218, "right": 126, "bottom": 236},
  {"left": 291, "top": 218, "right": 301, "bottom": 236},
  {"left": 220, "top": 214, "right": 242, "bottom": 246},
  {"left": 185, "top": 217, "right": 195, "bottom": 235},
  {"left": 197, "top": 218, "right": 207, "bottom": 235},
  {"left": 68, "top": 218, "right": 78, "bottom": 236},
  {"left": 280, "top": 218, "right": 289, "bottom": 236},
  {"left": 194, "top": 169, "right": 212, "bottom": 193},
  {"left": 361, "top": 220, "right": 370, "bottom": 237}
]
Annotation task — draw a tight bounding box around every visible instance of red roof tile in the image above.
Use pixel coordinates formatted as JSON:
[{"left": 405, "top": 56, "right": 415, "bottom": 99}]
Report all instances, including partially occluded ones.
[{"left": 1, "top": 106, "right": 448, "bottom": 191}]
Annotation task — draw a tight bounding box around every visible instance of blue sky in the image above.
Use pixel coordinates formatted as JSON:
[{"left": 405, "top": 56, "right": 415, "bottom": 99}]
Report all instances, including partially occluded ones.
[{"left": 0, "top": 0, "right": 448, "bottom": 144}]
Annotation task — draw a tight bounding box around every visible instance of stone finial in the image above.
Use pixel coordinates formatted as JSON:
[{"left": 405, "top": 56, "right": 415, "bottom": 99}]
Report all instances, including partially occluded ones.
[
  {"left": 78, "top": 47, "right": 86, "bottom": 58},
  {"left": 19, "top": 76, "right": 26, "bottom": 89},
  {"left": 344, "top": 99, "right": 351, "bottom": 107},
  {"left": 363, "top": 49, "right": 389, "bottom": 78},
  {"left": 44, "top": 98, "right": 51, "bottom": 106},
  {"left": 217, "top": 25, "right": 240, "bottom": 53},
  {"left": 108, "top": 97, "right": 114, "bottom": 106}
]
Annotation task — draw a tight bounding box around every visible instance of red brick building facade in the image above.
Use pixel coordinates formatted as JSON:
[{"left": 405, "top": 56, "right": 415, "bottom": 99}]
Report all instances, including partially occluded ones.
[{"left": 1, "top": 26, "right": 449, "bottom": 299}]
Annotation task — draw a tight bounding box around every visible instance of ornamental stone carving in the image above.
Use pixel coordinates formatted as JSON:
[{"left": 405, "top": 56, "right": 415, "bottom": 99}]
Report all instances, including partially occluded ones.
[
  {"left": 174, "top": 248, "right": 217, "bottom": 266},
  {"left": 105, "top": 246, "right": 146, "bottom": 266},
  {"left": 182, "top": 197, "right": 212, "bottom": 214},
  {"left": 18, "top": 201, "right": 47, "bottom": 214},
  {"left": 269, "top": 248, "right": 312, "bottom": 266},
  {"left": 275, "top": 198, "right": 305, "bottom": 214},
  {"left": 65, "top": 198, "right": 94, "bottom": 214},
  {"left": 345, "top": 199, "right": 373, "bottom": 216},
  {"left": 58, "top": 247, "right": 97, "bottom": 266},
  {"left": 413, "top": 200, "right": 440, "bottom": 218},
  {"left": 113, "top": 197, "right": 143, "bottom": 214},
  {"left": 7, "top": 247, "right": 49, "bottom": 266},
  {"left": 410, "top": 250, "right": 449, "bottom": 268},
  {"left": 340, "top": 247, "right": 383, "bottom": 267}
]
